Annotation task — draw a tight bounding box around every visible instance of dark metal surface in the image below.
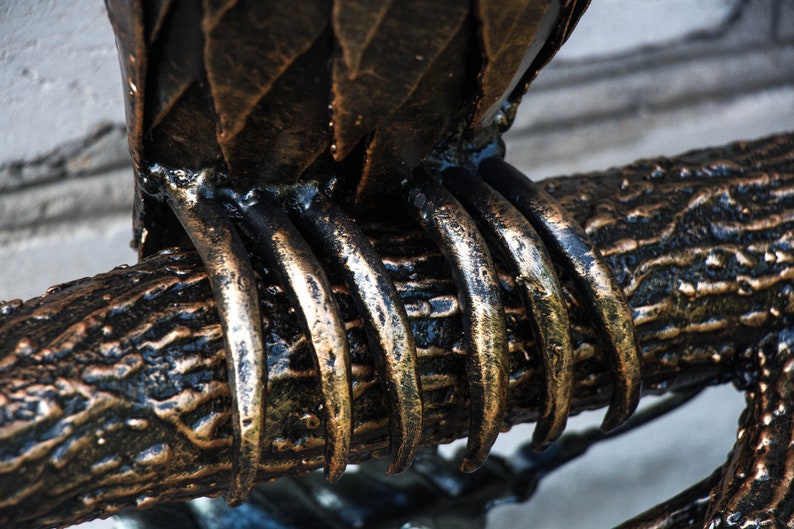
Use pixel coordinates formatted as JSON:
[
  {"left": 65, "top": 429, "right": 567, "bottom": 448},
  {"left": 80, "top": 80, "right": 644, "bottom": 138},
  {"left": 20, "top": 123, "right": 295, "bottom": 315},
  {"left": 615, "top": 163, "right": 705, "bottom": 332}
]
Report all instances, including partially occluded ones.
[
  {"left": 104, "top": 0, "right": 590, "bottom": 251},
  {"left": 404, "top": 175, "right": 509, "bottom": 472},
  {"left": 115, "top": 390, "right": 702, "bottom": 529},
  {"left": 103, "top": 1, "right": 595, "bottom": 507},
  {"left": 2, "top": 133, "right": 794, "bottom": 528},
  {"left": 157, "top": 165, "right": 265, "bottom": 505},
  {"left": 227, "top": 187, "right": 353, "bottom": 485},
  {"left": 481, "top": 157, "right": 642, "bottom": 431},
  {"left": 705, "top": 330, "right": 794, "bottom": 526},
  {"left": 287, "top": 185, "right": 423, "bottom": 474},
  {"left": 3, "top": 0, "right": 782, "bottom": 527},
  {"left": 443, "top": 167, "right": 573, "bottom": 448}
]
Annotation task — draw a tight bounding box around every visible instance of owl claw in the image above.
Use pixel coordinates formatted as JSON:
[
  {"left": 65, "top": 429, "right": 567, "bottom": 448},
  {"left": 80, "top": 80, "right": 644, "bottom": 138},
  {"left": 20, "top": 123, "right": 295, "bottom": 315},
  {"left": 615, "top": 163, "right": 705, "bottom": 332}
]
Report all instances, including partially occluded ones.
[
  {"left": 405, "top": 175, "right": 510, "bottom": 472},
  {"left": 157, "top": 167, "right": 265, "bottom": 506},
  {"left": 443, "top": 168, "right": 574, "bottom": 448},
  {"left": 154, "top": 152, "right": 640, "bottom": 498},
  {"left": 479, "top": 157, "right": 642, "bottom": 432},
  {"left": 230, "top": 189, "right": 353, "bottom": 483},
  {"left": 286, "top": 185, "right": 423, "bottom": 474}
]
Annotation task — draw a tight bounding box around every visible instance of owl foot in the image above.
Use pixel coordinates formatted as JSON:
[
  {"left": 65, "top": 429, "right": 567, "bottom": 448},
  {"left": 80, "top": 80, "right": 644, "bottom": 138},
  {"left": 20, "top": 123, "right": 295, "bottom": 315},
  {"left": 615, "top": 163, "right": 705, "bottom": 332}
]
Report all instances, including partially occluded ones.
[
  {"left": 228, "top": 182, "right": 423, "bottom": 477},
  {"left": 150, "top": 155, "right": 640, "bottom": 498},
  {"left": 404, "top": 158, "right": 642, "bottom": 469},
  {"left": 153, "top": 165, "right": 423, "bottom": 505},
  {"left": 478, "top": 157, "right": 642, "bottom": 431}
]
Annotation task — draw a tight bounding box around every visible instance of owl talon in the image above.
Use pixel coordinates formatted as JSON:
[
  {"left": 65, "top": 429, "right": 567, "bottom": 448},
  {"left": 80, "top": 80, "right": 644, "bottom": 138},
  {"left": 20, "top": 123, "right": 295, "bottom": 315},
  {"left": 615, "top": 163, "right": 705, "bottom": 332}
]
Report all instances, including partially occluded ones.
[
  {"left": 443, "top": 168, "right": 574, "bottom": 449},
  {"left": 156, "top": 166, "right": 265, "bottom": 506},
  {"left": 154, "top": 150, "right": 639, "bottom": 494},
  {"left": 405, "top": 175, "right": 509, "bottom": 472},
  {"left": 479, "top": 157, "right": 642, "bottom": 431},
  {"left": 229, "top": 188, "right": 353, "bottom": 482},
  {"left": 286, "top": 185, "right": 423, "bottom": 474}
]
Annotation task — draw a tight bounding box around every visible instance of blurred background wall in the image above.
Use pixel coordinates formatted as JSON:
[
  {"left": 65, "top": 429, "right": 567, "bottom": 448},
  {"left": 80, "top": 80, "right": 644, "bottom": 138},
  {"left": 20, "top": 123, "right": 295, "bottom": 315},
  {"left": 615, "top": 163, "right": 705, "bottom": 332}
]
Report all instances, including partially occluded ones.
[{"left": 1, "top": 1, "right": 792, "bottom": 527}]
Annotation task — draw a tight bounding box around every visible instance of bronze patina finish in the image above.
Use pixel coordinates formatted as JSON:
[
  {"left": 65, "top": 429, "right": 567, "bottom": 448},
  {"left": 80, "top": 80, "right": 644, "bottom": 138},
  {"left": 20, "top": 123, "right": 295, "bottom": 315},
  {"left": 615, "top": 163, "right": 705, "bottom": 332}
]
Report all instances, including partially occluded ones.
[
  {"left": 2, "top": 134, "right": 794, "bottom": 528},
  {"left": 286, "top": 185, "right": 423, "bottom": 474},
  {"left": 103, "top": 0, "right": 618, "bottom": 504},
  {"left": 443, "top": 167, "right": 573, "bottom": 447},
  {"left": 4, "top": 0, "right": 790, "bottom": 527},
  {"left": 481, "top": 158, "right": 643, "bottom": 430},
  {"left": 157, "top": 165, "right": 266, "bottom": 505},
  {"left": 405, "top": 175, "right": 510, "bottom": 472},
  {"left": 223, "top": 184, "right": 354, "bottom": 487}
]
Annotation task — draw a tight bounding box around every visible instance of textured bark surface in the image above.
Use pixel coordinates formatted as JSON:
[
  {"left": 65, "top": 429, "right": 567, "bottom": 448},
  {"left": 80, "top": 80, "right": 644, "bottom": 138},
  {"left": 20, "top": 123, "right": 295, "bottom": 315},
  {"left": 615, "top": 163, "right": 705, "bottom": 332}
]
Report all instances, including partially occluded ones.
[{"left": 1, "top": 133, "right": 794, "bottom": 528}]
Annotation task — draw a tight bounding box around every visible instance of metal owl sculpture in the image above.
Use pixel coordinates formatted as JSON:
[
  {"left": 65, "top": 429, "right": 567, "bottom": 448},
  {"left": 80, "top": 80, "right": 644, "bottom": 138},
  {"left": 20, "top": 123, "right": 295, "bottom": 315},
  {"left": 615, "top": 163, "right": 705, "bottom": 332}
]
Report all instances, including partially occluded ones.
[{"left": 104, "top": 0, "right": 642, "bottom": 507}]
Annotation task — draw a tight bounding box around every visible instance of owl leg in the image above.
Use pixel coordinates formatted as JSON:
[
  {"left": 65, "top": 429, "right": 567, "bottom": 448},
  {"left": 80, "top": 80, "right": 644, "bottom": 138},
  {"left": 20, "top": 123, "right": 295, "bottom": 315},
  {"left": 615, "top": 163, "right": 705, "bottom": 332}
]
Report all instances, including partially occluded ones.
[{"left": 479, "top": 157, "right": 642, "bottom": 431}]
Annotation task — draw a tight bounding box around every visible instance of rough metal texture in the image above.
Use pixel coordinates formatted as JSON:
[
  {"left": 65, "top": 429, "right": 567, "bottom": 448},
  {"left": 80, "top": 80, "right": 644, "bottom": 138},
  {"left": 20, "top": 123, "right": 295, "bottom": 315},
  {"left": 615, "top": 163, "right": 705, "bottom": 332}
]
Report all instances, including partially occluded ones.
[
  {"left": 113, "top": 391, "right": 704, "bottom": 529},
  {"left": 1, "top": 133, "right": 793, "bottom": 528},
  {"left": 106, "top": 0, "right": 616, "bottom": 506}
]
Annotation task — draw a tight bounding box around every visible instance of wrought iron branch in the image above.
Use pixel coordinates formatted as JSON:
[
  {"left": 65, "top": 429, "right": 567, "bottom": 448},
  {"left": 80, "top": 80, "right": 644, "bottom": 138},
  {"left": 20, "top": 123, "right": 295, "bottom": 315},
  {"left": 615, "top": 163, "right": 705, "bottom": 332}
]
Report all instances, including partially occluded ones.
[{"left": 2, "top": 133, "right": 794, "bottom": 529}]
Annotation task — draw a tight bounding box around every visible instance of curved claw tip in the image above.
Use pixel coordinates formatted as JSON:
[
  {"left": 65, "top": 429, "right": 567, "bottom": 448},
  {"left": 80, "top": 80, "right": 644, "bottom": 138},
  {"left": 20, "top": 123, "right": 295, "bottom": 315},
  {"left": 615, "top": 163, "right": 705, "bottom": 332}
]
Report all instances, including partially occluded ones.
[
  {"left": 531, "top": 442, "right": 553, "bottom": 453},
  {"left": 530, "top": 411, "right": 568, "bottom": 450},
  {"left": 386, "top": 453, "right": 411, "bottom": 475},
  {"left": 226, "top": 460, "right": 257, "bottom": 506},
  {"left": 321, "top": 418, "right": 351, "bottom": 483},
  {"left": 225, "top": 493, "right": 245, "bottom": 508},
  {"left": 459, "top": 456, "right": 485, "bottom": 474},
  {"left": 386, "top": 464, "right": 404, "bottom": 475},
  {"left": 600, "top": 402, "right": 636, "bottom": 433},
  {"left": 384, "top": 402, "right": 423, "bottom": 474},
  {"left": 324, "top": 461, "right": 347, "bottom": 483},
  {"left": 601, "top": 360, "right": 641, "bottom": 432},
  {"left": 530, "top": 430, "right": 556, "bottom": 453},
  {"left": 386, "top": 438, "right": 420, "bottom": 474}
]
